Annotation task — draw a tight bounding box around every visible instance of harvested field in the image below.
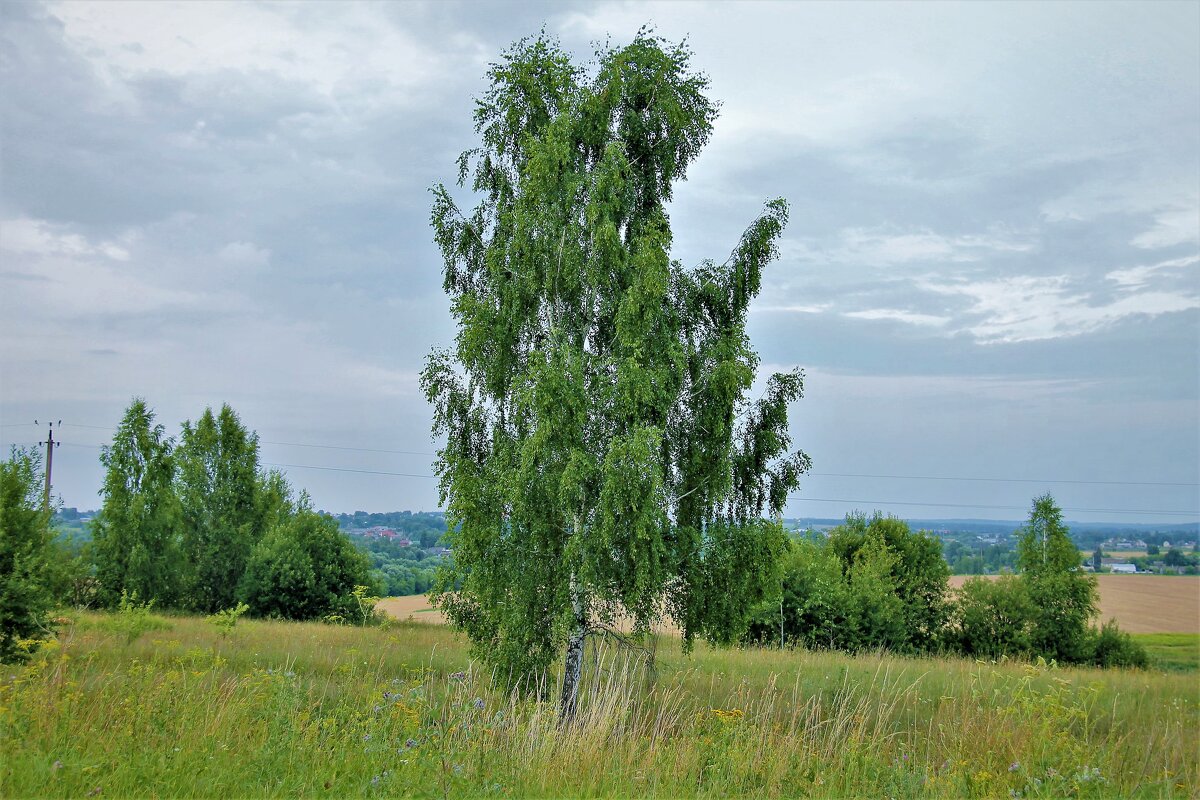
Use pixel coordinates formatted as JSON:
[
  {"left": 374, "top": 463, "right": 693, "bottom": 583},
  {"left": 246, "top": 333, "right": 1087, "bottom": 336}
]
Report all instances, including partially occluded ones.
[
  {"left": 949, "top": 574, "right": 1200, "bottom": 634},
  {"left": 383, "top": 575, "right": 1200, "bottom": 635},
  {"left": 376, "top": 595, "right": 681, "bottom": 634},
  {"left": 376, "top": 594, "right": 446, "bottom": 623}
]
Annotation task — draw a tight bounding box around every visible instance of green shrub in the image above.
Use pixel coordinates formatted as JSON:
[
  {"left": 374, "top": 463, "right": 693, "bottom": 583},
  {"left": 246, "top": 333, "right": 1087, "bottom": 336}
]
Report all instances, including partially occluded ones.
[
  {"left": 1088, "top": 619, "right": 1148, "bottom": 669},
  {"left": 206, "top": 602, "right": 250, "bottom": 638},
  {"left": 239, "top": 507, "right": 379, "bottom": 621},
  {"left": 953, "top": 574, "right": 1035, "bottom": 659},
  {"left": 104, "top": 590, "right": 172, "bottom": 645},
  {"left": 0, "top": 448, "right": 55, "bottom": 663}
]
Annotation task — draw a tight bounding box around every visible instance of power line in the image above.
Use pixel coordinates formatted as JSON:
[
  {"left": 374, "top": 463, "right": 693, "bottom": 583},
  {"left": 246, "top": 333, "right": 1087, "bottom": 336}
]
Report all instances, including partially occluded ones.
[
  {"left": 8, "top": 425, "right": 1198, "bottom": 518},
  {"left": 261, "top": 440, "right": 436, "bottom": 457},
  {"left": 26, "top": 423, "right": 1200, "bottom": 488},
  {"left": 789, "top": 497, "right": 1198, "bottom": 517},
  {"left": 265, "top": 462, "right": 439, "bottom": 479},
  {"left": 6, "top": 437, "right": 1195, "bottom": 517},
  {"left": 810, "top": 472, "right": 1198, "bottom": 488}
]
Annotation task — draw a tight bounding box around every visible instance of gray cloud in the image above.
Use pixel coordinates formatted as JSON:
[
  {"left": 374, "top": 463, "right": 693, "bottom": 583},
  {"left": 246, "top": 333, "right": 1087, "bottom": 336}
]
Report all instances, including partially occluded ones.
[{"left": 1, "top": 0, "right": 1196, "bottom": 521}]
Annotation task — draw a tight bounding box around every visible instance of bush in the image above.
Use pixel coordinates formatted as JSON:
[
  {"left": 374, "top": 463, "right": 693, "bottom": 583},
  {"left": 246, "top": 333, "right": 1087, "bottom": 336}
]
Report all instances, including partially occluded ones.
[
  {"left": 1088, "top": 619, "right": 1148, "bottom": 669},
  {"left": 952, "top": 575, "right": 1035, "bottom": 659},
  {"left": 103, "top": 590, "right": 172, "bottom": 645},
  {"left": 239, "top": 507, "right": 380, "bottom": 621},
  {"left": 0, "top": 449, "right": 55, "bottom": 663}
]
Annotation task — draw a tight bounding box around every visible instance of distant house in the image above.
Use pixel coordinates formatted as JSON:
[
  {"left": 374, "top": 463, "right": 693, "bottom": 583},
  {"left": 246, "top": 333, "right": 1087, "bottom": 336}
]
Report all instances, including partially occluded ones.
[{"left": 1109, "top": 563, "right": 1137, "bottom": 574}]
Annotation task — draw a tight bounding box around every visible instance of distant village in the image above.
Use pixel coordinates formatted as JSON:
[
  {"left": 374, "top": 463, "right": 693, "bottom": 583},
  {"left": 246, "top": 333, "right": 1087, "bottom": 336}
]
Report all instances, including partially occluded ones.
[{"left": 349, "top": 525, "right": 451, "bottom": 558}]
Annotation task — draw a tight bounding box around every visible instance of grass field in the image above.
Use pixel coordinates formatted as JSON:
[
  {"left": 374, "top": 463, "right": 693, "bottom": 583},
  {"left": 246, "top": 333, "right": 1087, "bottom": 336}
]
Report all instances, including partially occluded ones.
[
  {"left": 1135, "top": 633, "right": 1200, "bottom": 672},
  {"left": 2, "top": 612, "right": 1197, "bottom": 798}
]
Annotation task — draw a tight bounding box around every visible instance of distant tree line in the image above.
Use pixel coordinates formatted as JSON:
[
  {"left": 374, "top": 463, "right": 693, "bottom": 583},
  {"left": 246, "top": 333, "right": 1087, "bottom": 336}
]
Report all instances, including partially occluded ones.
[
  {"left": 745, "top": 496, "right": 1148, "bottom": 669},
  {"left": 352, "top": 535, "right": 441, "bottom": 596},
  {"left": 942, "top": 539, "right": 1018, "bottom": 575}
]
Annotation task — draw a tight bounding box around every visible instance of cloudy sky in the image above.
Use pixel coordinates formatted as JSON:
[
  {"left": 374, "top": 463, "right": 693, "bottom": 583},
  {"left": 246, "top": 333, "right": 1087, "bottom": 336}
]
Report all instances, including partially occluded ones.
[{"left": 2, "top": 0, "right": 1197, "bottom": 523}]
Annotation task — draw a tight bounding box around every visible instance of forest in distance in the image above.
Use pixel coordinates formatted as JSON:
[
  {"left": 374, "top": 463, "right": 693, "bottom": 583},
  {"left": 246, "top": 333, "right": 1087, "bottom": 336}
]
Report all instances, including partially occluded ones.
[{"left": 53, "top": 505, "right": 1200, "bottom": 595}]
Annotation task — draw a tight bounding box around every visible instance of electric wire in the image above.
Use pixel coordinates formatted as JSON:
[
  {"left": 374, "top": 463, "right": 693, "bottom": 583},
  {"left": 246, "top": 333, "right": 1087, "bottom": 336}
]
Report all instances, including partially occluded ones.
[{"left": 7, "top": 432, "right": 1198, "bottom": 518}]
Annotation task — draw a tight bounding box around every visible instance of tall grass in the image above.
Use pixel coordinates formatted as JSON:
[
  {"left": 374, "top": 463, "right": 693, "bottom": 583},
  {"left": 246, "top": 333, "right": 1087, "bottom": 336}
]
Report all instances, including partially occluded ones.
[{"left": 2, "top": 613, "right": 1196, "bottom": 798}]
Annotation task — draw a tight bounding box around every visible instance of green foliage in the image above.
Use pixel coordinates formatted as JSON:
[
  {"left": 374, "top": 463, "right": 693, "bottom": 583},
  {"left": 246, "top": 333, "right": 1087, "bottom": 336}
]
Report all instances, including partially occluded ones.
[
  {"left": 92, "top": 399, "right": 182, "bottom": 608},
  {"left": 352, "top": 534, "right": 441, "bottom": 596},
  {"left": 105, "top": 590, "right": 171, "bottom": 645},
  {"left": 1087, "top": 619, "right": 1149, "bottom": 669},
  {"left": 238, "top": 506, "right": 379, "bottom": 622},
  {"left": 746, "top": 515, "right": 950, "bottom": 654},
  {"left": 1163, "top": 548, "right": 1196, "bottom": 568},
  {"left": 177, "top": 405, "right": 267, "bottom": 613},
  {"left": 952, "top": 574, "right": 1035, "bottom": 659},
  {"left": 1017, "top": 494, "right": 1098, "bottom": 663},
  {"left": 942, "top": 537, "right": 1017, "bottom": 575},
  {"left": 206, "top": 602, "right": 250, "bottom": 638},
  {"left": 348, "top": 584, "right": 384, "bottom": 627},
  {"left": 828, "top": 513, "right": 952, "bottom": 652},
  {"left": 950, "top": 495, "right": 1143, "bottom": 669},
  {"left": 423, "top": 30, "right": 806, "bottom": 707},
  {"left": 43, "top": 531, "right": 99, "bottom": 608},
  {"left": 0, "top": 448, "right": 55, "bottom": 663}
]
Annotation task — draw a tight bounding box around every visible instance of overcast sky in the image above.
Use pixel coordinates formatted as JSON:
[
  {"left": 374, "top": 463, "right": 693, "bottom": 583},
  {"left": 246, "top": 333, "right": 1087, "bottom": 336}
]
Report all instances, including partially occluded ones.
[{"left": 2, "top": 0, "right": 1197, "bottom": 524}]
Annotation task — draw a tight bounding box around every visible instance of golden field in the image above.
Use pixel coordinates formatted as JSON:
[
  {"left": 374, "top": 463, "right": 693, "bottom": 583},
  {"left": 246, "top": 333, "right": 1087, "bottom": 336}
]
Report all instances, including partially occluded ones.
[{"left": 382, "top": 574, "right": 1200, "bottom": 635}]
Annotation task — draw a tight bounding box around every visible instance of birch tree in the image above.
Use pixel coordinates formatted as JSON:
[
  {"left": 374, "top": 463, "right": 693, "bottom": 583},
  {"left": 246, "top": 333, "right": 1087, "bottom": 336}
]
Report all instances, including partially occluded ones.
[
  {"left": 176, "top": 404, "right": 265, "bottom": 613},
  {"left": 422, "top": 30, "right": 810, "bottom": 721},
  {"left": 93, "top": 399, "right": 181, "bottom": 608}
]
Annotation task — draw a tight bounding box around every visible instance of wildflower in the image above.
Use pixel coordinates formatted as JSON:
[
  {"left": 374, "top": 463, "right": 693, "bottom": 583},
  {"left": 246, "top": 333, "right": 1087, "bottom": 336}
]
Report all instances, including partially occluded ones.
[
  {"left": 404, "top": 738, "right": 419, "bottom": 749},
  {"left": 472, "top": 697, "right": 485, "bottom": 711},
  {"left": 373, "top": 705, "right": 383, "bottom": 713},
  {"left": 382, "top": 691, "right": 393, "bottom": 700},
  {"left": 450, "top": 671, "right": 466, "bottom": 682},
  {"left": 52, "top": 760, "right": 63, "bottom": 772},
  {"left": 1009, "top": 762, "right": 1020, "bottom": 773},
  {"left": 362, "top": 734, "right": 371, "bottom": 741}
]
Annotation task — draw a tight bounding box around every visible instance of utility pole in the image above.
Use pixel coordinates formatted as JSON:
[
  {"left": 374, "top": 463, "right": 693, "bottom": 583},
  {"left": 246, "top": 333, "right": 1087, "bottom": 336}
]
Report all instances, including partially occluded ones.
[{"left": 36, "top": 419, "right": 61, "bottom": 511}]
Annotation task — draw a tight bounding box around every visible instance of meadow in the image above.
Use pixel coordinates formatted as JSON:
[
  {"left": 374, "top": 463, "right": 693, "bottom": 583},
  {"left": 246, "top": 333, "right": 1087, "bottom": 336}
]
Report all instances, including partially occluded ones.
[{"left": 2, "top": 610, "right": 1197, "bottom": 799}]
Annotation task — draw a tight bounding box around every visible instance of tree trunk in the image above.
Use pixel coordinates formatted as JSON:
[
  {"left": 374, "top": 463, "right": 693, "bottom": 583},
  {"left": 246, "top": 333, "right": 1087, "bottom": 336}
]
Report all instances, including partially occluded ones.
[
  {"left": 559, "top": 610, "right": 586, "bottom": 725},
  {"left": 560, "top": 516, "right": 587, "bottom": 726}
]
